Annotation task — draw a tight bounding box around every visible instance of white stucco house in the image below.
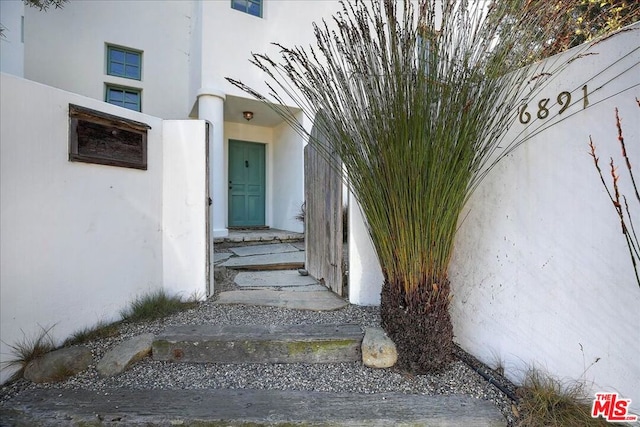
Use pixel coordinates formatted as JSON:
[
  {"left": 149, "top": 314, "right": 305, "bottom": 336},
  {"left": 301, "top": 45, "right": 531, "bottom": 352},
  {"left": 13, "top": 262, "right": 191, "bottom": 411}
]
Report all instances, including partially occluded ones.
[{"left": 1, "top": 0, "right": 346, "bottom": 237}]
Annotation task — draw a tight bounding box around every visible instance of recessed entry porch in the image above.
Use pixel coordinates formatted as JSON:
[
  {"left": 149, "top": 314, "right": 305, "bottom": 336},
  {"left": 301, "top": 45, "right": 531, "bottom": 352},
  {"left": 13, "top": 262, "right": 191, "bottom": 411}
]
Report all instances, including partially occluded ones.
[{"left": 222, "top": 94, "right": 305, "bottom": 235}]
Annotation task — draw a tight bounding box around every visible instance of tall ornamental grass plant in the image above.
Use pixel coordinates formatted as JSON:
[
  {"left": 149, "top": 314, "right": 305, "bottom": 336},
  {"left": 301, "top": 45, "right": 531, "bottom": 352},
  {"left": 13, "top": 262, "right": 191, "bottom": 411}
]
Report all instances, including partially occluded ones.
[{"left": 228, "top": 0, "right": 587, "bottom": 373}]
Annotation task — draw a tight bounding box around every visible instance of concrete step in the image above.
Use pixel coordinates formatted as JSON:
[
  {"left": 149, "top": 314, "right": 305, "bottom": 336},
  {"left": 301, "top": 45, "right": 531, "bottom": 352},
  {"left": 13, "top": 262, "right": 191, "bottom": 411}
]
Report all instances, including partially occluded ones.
[
  {"left": 152, "top": 323, "right": 363, "bottom": 364},
  {"left": 1, "top": 388, "right": 507, "bottom": 426}
]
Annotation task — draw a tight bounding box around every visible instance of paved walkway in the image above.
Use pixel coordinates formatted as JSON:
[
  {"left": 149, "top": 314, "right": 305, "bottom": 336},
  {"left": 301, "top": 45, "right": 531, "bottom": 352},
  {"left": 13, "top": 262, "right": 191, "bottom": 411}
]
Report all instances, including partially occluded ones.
[{"left": 214, "top": 239, "right": 348, "bottom": 311}]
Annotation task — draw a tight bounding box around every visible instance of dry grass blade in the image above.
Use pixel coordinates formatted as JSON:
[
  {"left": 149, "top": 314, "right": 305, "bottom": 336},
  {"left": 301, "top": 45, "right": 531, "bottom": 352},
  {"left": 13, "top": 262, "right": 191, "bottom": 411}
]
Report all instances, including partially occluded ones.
[
  {"left": 1, "top": 325, "right": 57, "bottom": 382},
  {"left": 63, "top": 321, "right": 120, "bottom": 347},
  {"left": 120, "top": 289, "right": 198, "bottom": 323},
  {"left": 516, "top": 369, "right": 622, "bottom": 427},
  {"left": 589, "top": 105, "right": 640, "bottom": 287}
]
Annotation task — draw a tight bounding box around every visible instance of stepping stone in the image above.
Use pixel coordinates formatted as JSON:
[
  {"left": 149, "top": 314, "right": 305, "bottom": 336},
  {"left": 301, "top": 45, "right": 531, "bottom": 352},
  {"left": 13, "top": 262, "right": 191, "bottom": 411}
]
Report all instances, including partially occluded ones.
[
  {"left": 2, "top": 388, "right": 507, "bottom": 426},
  {"left": 245, "top": 285, "right": 329, "bottom": 292},
  {"left": 97, "top": 333, "right": 153, "bottom": 377},
  {"left": 213, "top": 252, "right": 232, "bottom": 264},
  {"left": 228, "top": 243, "right": 301, "bottom": 257},
  {"left": 234, "top": 270, "right": 318, "bottom": 287},
  {"left": 152, "top": 324, "right": 363, "bottom": 364},
  {"left": 220, "top": 252, "right": 305, "bottom": 270},
  {"left": 216, "top": 289, "right": 348, "bottom": 311}
]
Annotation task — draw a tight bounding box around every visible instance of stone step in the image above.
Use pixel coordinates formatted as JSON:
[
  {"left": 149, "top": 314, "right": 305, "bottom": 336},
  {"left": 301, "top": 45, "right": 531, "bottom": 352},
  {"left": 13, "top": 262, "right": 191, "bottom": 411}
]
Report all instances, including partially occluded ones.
[
  {"left": 216, "top": 289, "right": 348, "bottom": 311},
  {"left": 1, "top": 388, "right": 507, "bottom": 426},
  {"left": 219, "top": 251, "right": 305, "bottom": 270},
  {"left": 152, "top": 323, "right": 363, "bottom": 364}
]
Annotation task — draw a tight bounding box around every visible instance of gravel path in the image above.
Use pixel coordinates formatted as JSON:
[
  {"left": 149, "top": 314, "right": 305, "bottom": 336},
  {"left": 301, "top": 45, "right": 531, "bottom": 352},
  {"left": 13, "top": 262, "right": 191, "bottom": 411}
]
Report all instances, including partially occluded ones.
[{"left": 0, "top": 268, "right": 520, "bottom": 426}]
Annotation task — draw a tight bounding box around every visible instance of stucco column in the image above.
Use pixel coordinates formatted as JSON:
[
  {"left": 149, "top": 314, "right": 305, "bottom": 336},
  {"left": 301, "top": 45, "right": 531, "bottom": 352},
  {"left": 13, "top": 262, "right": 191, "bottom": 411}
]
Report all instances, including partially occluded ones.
[{"left": 197, "top": 88, "right": 227, "bottom": 238}]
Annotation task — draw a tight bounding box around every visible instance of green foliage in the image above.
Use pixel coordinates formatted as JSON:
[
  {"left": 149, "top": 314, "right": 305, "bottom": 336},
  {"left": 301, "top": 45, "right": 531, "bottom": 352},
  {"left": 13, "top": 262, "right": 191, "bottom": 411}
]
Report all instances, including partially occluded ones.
[
  {"left": 23, "top": 0, "right": 68, "bottom": 11},
  {"left": 1, "top": 325, "right": 56, "bottom": 382},
  {"left": 63, "top": 321, "right": 120, "bottom": 347},
  {"left": 120, "top": 289, "right": 197, "bottom": 323},
  {"left": 517, "top": 369, "right": 615, "bottom": 427},
  {"left": 539, "top": 0, "right": 639, "bottom": 57}
]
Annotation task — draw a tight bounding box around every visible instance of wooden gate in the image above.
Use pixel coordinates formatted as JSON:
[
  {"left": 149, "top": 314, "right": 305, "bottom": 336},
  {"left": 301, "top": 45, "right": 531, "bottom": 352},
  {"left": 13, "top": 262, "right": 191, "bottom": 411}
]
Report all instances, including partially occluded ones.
[{"left": 304, "top": 121, "right": 344, "bottom": 296}]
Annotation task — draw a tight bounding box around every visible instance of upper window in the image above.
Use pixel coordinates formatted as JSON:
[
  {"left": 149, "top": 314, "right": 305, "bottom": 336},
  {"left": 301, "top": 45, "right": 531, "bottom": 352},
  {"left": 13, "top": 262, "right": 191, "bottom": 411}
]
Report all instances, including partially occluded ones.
[
  {"left": 106, "top": 85, "right": 141, "bottom": 112},
  {"left": 107, "top": 45, "right": 141, "bottom": 80},
  {"left": 231, "top": 0, "right": 262, "bottom": 18}
]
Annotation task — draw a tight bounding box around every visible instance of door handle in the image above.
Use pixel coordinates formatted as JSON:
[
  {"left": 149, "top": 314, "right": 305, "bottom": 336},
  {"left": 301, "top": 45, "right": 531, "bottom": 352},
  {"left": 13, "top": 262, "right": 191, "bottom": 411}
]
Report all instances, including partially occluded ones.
[{"left": 245, "top": 160, "right": 249, "bottom": 168}]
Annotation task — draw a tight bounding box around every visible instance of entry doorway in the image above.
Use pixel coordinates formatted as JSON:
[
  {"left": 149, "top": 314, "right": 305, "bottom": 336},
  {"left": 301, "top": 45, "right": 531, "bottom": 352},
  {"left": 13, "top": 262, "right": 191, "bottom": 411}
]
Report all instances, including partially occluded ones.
[{"left": 228, "top": 140, "right": 266, "bottom": 227}]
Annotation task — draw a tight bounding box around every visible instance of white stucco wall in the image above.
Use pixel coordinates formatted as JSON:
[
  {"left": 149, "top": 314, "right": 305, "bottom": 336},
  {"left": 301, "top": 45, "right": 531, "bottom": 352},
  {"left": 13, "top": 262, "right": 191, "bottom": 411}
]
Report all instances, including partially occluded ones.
[
  {"left": 0, "top": 0, "right": 24, "bottom": 76},
  {"left": 348, "top": 194, "right": 385, "bottom": 306},
  {"left": 272, "top": 113, "right": 305, "bottom": 233},
  {"left": 449, "top": 25, "right": 640, "bottom": 411},
  {"left": 23, "top": 0, "right": 192, "bottom": 119},
  {"left": 0, "top": 73, "right": 163, "bottom": 383},
  {"left": 199, "top": 0, "right": 342, "bottom": 104},
  {"left": 162, "top": 120, "right": 208, "bottom": 300},
  {"left": 0, "top": 74, "right": 208, "bottom": 384}
]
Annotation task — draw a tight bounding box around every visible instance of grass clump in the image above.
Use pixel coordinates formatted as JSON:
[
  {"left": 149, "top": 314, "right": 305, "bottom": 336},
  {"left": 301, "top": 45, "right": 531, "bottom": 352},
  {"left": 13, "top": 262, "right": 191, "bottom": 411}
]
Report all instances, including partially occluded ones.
[
  {"left": 516, "top": 369, "right": 615, "bottom": 427},
  {"left": 63, "top": 320, "right": 121, "bottom": 347},
  {"left": 120, "top": 289, "right": 197, "bottom": 323},
  {"left": 1, "top": 325, "right": 56, "bottom": 382}
]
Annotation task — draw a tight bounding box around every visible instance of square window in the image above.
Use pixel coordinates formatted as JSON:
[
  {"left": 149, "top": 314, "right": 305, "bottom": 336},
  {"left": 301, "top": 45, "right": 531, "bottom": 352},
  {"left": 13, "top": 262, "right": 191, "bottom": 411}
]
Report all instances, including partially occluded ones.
[
  {"left": 231, "top": 0, "right": 262, "bottom": 18},
  {"left": 106, "top": 85, "right": 141, "bottom": 112},
  {"left": 107, "top": 45, "right": 141, "bottom": 80}
]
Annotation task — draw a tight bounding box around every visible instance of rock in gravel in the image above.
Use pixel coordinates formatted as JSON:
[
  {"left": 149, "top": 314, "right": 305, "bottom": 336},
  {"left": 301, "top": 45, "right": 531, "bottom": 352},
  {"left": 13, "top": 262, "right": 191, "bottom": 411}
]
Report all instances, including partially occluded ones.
[
  {"left": 97, "top": 333, "right": 154, "bottom": 377},
  {"left": 24, "top": 346, "right": 92, "bottom": 383},
  {"left": 362, "top": 327, "right": 397, "bottom": 368}
]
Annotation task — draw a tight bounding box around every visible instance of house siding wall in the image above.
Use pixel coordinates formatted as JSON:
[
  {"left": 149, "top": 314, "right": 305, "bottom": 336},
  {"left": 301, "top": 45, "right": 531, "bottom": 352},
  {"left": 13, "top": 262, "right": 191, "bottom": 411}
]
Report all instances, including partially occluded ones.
[
  {"left": 23, "top": 0, "right": 192, "bottom": 119},
  {"left": 198, "top": 0, "right": 341, "bottom": 103}
]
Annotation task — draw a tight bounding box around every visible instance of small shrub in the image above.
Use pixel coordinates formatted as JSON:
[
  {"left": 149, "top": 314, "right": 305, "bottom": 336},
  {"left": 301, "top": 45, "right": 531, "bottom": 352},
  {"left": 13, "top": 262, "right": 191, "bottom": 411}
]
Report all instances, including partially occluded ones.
[
  {"left": 1, "top": 325, "right": 56, "bottom": 382},
  {"left": 516, "top": 369, "right": 616, "bottom": 427},
  {"left": 120, "top": 289, "right": 197, "bottom": 323},
  {"left": 63, "top": 321, "right": 120, "bottom": 346}
]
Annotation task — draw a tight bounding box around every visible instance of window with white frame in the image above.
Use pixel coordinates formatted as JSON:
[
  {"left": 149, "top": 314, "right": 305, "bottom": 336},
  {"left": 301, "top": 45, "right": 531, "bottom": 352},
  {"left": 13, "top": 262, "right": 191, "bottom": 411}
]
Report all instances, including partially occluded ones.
[{"left": 231, "top": 0, "right": 262, "bottom": 18}]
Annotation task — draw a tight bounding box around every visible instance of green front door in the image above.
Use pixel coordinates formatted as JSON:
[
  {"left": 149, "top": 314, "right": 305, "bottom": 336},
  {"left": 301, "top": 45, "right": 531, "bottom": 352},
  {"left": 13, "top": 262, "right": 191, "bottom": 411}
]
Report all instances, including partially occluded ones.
[{"left": 228, "top": 140, "right": 265, "bottom": 227}]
